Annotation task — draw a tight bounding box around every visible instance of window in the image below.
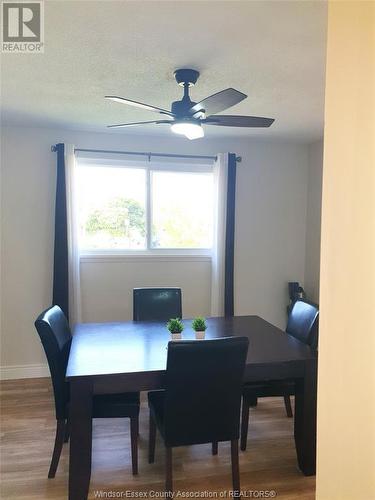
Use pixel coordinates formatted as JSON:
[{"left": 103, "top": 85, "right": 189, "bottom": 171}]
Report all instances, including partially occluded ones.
[
  {"left": 77, "top": 165, "right": 146, "bottom": 250},
  {"left": 76, "top": 160, "right": 214, "bottom": 253},
  {"left": 151, "top": 171, "right": 213, "bottom": 249}
]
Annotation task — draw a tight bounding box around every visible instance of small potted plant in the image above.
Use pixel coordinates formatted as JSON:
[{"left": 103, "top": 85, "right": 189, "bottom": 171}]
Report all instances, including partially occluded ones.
[
  {"left": 167, "top": 318, "right": 184, "bottom": 340},
  {"left": 192, "top": 316, "right": 207, "bottom": 340}
]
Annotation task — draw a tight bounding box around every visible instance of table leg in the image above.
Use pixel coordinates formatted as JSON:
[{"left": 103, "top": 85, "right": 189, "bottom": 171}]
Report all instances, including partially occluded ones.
[
  {"left": 69, "top": 379, "right": 93, "bottom": 500},
  {"left": 294, "top": 358, "right": 317, "bottom": 475}
]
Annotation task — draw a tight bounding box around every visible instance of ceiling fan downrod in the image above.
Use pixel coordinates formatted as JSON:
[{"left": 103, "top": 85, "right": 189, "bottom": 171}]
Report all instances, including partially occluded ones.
[{"left": 171, "top": 69, "right": 202, "bottom": 118}]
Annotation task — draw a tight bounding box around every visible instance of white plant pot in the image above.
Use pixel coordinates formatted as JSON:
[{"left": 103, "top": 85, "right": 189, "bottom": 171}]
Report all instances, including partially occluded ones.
[
  {"left": 171, "top": 333, "right": 182, "bottom": 340},
  {"left": 195, "top": 330, "right": 205, "bottom": 340}
]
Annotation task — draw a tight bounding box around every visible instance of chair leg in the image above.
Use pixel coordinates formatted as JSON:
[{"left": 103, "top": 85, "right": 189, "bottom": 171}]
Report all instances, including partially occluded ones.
[
  {"left": 165, "top": 446, "right": 173, "bottom": 494},
  {"left": 148, "top": 411, "right": 156, "bottom": 464},
  {"left": 284, "top": 395, "right": 293, "bottom": 418},
  {"left": 130, "top": 415, "right": 139, "bottom": 475},
  {"left": 48, "top": 419, "right": 65, "bottom": 478},
  {"left": 240, "top": 398, "right": 250, "bottom": 451},
  {"left": 231, "top": 439, "right": 240, "bottom": 496},
  {"left": 212, "top": 441, "right": 218, "bottom": 455},
  {"left": 64, "top": 418, "right": 70, "bottom": 443}
]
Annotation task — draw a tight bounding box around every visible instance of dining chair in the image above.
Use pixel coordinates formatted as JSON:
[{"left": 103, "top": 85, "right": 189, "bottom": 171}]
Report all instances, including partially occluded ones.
[
  {"left": 240, "top": 300, "right": 319, "bottom": 451},
  {"left": 35, "top": 305, "right": 140, "bottom": 478},
  {"left": 133, "top": 287, "right": 182, "bottom": 321},
  {"left": 148, "top": 336, "right": 249, "bottom": 494}
]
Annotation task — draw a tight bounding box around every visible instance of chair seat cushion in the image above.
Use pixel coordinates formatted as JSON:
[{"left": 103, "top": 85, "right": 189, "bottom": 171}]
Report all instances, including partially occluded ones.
[
  {"left": 93, "top": 392, "right": 140, "bottom": 418},
  {"left": 243, "top": 380, "right": 296, "bottom": 399}
]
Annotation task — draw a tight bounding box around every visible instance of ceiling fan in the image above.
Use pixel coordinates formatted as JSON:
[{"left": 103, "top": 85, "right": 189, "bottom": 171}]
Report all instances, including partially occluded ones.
[{"left": 105, "top": 69, "right": 274, "bottom": 140}]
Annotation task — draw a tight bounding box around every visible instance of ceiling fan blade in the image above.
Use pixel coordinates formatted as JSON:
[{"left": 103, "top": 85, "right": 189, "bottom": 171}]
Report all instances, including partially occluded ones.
[
  {"left": 189, "top": 88, "right": 247, "bottom": 118},
  {"left": 107, "top": 120, "right": 172, "bottom": 128},
  {"left": 204, "top": 115, "right": 274, "bottom": 127},
  {"left": 105, "top": 96, "right": 175, "bottom": 117}
]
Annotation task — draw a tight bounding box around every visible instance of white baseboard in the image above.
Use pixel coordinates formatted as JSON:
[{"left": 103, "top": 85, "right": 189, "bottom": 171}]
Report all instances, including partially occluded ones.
[{"left": 0, "top": 363, "right": 49, "bottom": 380}]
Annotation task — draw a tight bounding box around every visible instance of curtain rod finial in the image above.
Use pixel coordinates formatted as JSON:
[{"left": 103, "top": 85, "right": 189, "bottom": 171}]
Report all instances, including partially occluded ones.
[
  {"left": 51, "top": 145, "right": 57, "bottom": 152},
  {"left": 236, "top": 156, "right": 242, "bottom": 163}
]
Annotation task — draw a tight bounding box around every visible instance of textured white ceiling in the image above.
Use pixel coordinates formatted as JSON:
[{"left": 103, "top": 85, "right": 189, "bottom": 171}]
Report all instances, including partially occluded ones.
[{"left": 1, "top": 1, "right": 327, "bottom": 141}]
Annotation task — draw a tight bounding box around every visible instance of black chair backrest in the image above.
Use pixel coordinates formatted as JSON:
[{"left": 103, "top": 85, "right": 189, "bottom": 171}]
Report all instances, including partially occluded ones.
[
  {"left": 133, "top": 287, "right": 182, "bottom": 321},
  {"left": 34, "top": 305, "right": 71, "bottom": 420},
  {"left": 163, "top": 337, "right": 249, "bottom": 447},
  {"left": 286, "top": 300, "right": 319, "bottom": 349}
]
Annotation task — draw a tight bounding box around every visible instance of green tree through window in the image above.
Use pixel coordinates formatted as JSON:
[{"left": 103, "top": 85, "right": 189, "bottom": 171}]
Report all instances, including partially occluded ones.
[
  {"left": 76, "top": 164, "right": 213, "bottom": 251},
  {"left": 85, "top": 197, "right": 146, "bottom": 239}
]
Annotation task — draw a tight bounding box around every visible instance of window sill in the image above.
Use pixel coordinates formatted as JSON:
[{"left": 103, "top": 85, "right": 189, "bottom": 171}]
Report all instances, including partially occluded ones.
[{"left": 80, "top": 253, "right": 212, "bottom": 263}]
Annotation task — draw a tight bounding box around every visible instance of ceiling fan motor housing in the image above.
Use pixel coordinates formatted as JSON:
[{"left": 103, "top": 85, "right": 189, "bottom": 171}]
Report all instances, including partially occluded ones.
[{"left": 171, "top": 99, "right": 198, "bottom": 117}]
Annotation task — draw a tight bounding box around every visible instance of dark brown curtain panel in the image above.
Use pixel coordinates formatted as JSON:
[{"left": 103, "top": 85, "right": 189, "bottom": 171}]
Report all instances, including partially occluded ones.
[
  {"left": 224, "top": 153, "right": 237, "bottom": 317},
  {"left": 52, "top": 143, "right": 69, "bottom": 320}
]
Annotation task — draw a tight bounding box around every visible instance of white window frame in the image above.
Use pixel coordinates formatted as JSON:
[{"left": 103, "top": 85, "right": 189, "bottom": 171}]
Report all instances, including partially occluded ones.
[{"left": 76, "top": 156, "right": 214, "bottom": 259}]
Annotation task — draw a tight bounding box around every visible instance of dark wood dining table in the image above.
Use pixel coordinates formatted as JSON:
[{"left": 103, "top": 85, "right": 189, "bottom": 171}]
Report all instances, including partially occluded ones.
[{"left": 66, "top": 315, "right": 317, "bottom": 500}]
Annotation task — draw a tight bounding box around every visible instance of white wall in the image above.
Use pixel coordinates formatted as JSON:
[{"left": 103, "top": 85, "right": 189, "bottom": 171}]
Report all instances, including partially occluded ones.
[
  {"left": 234, "top": 142, "right": 309, "bottom": 322},
  {"left": 80, "top": 256, "right": 211, "bottom": 323},
  {"left": 1, "top": 125, "right": 313, "bottom": 377},
  {"left": 316, "top": 2, "right": 375, "bottom": 499},
  {"left": 305, "top": 140, "right": 323, "bottom": 303}
]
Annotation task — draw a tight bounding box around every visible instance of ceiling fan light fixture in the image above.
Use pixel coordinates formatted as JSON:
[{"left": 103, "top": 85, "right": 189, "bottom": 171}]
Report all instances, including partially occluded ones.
[{"left": 170, "top": 121, "right": 204, "bottom": 140}]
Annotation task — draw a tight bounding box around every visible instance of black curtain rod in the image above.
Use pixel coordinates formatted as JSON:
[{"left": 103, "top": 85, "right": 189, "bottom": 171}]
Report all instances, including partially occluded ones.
[{"left": 50, "top": 145, "right": 242, "bottom": 163}]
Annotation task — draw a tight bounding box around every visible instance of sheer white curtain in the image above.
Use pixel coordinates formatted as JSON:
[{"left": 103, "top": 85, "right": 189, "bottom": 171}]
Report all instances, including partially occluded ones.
[
  {"left": 64, "top": 144, "right": 82, "bottom": 325},
  {"left": 211, "top": 153, "right": 228, "bottom": 316}
]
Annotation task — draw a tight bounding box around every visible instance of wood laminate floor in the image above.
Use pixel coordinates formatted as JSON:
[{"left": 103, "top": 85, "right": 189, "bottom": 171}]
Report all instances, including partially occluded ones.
[{"left": 0, "top": 378, "right": 315, "bottom": 500}]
